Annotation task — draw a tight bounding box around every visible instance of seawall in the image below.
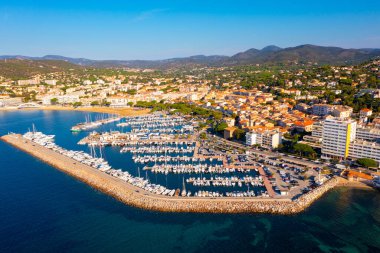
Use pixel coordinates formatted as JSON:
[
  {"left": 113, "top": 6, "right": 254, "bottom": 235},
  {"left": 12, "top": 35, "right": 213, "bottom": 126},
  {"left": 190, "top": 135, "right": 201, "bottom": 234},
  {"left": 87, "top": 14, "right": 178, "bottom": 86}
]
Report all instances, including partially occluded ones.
[{"left": 1, "top": 134, "right": 341, "bottom": 214}]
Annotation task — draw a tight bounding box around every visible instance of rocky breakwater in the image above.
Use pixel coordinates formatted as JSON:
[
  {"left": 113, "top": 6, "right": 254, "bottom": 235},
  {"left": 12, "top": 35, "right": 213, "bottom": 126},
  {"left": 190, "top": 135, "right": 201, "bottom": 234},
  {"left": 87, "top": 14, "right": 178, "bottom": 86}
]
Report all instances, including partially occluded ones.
[
  {"left": 291, "top": 177, "right": 342, "bottom": 212},
  {"left": 1, "top": 134, "right": 341, "bottom": 215}
]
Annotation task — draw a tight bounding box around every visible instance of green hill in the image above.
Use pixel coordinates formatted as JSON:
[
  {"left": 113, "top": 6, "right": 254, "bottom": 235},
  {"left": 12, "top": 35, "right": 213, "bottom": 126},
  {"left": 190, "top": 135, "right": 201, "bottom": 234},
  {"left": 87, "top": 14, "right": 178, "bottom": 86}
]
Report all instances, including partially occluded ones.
[{"left": 0, "top": 59, "right": 82, "bottom": 79}]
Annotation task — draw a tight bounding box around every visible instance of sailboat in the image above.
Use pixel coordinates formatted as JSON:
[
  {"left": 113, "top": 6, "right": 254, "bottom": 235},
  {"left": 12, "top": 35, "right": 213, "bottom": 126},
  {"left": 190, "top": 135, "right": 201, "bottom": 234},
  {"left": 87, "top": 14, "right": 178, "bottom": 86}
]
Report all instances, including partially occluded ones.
[{"left": 181, "top": 177, "right": 187, "bottom": 196}]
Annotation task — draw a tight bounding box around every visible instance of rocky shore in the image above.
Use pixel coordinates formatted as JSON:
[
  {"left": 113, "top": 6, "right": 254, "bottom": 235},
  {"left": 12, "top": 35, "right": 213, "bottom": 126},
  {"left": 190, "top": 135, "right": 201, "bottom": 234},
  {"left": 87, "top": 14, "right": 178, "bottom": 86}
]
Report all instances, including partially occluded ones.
[{"left": 1, "top": 134, "right": 342, "bottom": 214}]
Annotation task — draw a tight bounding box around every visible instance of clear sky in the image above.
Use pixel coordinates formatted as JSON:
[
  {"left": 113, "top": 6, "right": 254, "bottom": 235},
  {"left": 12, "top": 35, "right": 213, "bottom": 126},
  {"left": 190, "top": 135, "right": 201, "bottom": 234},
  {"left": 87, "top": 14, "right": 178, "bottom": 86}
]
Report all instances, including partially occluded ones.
[{"left": 1, "top": 0, "right": 379, "bottom": 60}]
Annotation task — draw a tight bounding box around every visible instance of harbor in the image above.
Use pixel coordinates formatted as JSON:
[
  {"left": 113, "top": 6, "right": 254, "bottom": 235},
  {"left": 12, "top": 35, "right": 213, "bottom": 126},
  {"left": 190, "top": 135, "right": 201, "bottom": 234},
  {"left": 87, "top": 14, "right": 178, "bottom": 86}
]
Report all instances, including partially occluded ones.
[
  {"left": 1, "top": 132, "right": 343, "bottom": 214},
  {"left": 73, "top": 114, "right": 325, "bottom": 199}
]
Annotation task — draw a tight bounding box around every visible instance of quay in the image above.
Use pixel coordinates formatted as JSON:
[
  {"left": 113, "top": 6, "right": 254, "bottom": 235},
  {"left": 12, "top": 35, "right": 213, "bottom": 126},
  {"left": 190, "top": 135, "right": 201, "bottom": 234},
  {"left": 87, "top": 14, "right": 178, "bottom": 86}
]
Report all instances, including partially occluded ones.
[
  {"left": 1, "top": 133, "right": 343, "bottom": 214},
  {"left": 71, "top": 115, "right": 120, "bottom": 132}
]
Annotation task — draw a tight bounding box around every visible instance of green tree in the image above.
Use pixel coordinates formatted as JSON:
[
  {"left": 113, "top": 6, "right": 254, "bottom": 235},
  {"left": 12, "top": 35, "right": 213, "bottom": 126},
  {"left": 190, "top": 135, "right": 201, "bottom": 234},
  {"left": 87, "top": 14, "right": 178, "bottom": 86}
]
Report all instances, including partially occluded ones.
[
  {"left": 50, "top": 98, "right": 58, "bottom": 105},
  {"left": 72, "top": 102, "right": 82, "bottom": 107},
  {"left": 127, "top": 89, "right": 137, "bottom": 95},
  {"left": 90, "top": 101, "right": 99, "bottom": 106},
  {"left": 293, "top": 143, "right": 317, "bottom": 159},
  {"left": 214, "top": 122, "right": 228, "bottom": 133},
  {"left": 357, "top": 158, "right": 379, "bottom": 168},
  {"left": 234, "top": 128, "right": 246, "bottom": 140}
]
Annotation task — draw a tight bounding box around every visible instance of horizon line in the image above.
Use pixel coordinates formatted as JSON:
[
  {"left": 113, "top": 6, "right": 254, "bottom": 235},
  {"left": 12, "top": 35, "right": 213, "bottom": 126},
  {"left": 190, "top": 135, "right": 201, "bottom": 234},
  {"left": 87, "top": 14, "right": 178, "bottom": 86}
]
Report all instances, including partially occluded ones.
[{"left": 1, "top": 44, "right": 380, "bottom": 62}]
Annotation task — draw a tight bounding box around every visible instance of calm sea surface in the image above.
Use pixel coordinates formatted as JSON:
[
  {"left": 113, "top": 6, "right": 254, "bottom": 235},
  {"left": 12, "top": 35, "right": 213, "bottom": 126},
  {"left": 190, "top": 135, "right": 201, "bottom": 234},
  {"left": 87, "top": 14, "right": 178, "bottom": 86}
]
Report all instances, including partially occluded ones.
[{"left": 0, "top": 110, "right": 379, "bottom": 253}]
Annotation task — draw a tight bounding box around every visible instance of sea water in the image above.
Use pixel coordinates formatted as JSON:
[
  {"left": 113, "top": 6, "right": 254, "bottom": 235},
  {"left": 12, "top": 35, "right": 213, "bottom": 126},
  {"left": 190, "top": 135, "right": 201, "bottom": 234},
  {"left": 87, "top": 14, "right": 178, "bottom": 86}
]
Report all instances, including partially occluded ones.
[{"left": 0, "top": 110, "right": 379, "bottom": 253}]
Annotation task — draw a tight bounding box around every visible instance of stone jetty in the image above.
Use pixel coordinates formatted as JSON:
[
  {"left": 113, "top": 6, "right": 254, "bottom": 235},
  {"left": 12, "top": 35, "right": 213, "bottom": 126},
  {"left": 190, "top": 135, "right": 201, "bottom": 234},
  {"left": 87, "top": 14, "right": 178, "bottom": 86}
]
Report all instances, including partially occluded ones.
[{"left": 1, "top": 134, "right": 342, "bottom": 214}]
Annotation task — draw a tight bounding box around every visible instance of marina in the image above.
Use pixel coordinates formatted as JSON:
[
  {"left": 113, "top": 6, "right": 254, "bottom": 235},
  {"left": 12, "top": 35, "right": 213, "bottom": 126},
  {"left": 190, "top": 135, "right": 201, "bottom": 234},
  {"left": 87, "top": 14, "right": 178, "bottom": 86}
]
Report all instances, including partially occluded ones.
[
  {"left": 0, "top": 112, "right": 346, "bottom": 214},
  {"left": 1, "top": 132, "right": 343, "bottom": 214},
  {"left": 72, "top": 114, "right": 326, "bottom": 199}
]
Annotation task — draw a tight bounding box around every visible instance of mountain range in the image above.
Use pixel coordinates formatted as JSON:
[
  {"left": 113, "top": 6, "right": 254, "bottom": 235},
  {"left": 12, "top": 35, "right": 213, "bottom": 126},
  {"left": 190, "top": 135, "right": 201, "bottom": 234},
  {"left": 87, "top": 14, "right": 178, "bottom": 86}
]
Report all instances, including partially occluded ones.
[{"left": 1, "top": 44, "right": 380, "bottom": 69}]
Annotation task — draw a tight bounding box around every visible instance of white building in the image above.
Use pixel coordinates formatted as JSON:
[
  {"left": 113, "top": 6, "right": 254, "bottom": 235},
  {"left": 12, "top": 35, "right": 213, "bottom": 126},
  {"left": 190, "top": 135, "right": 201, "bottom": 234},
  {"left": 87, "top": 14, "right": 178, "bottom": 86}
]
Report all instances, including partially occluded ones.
[
  {"left": 359, "top": 108, "right": 372, "bottom": 123},
  {"left": 356, "top": 126, "right": 380, "bottom": 142},
  {"left": 303, "top": 121, "right": 323, "bottom": 146},
  {"left": 186, "top": 93, "right": 198, "bottom": 101},
  {"left": 312, "top": 104, "right": 334, "bottom": 116},
  {"left": 331, "top": 106, "right": 353, "bottom": 119},
  {"left": 96, "top": 79, "right": 105, "bottom": 85},
  {"left": 349, "top": 140, "right": 380, "bottom": 164},
  {"left": 246, "top": 129, "right": 281, "bottom": 149},
  {"left": 107, "top": 96, "right": 129, "bottom": 107},
  {"left": 44, "top": 80, "right": 57, "bottom": 85},
  {"left": 246, "top": 132, "right": 257, "bottom": 146},
  {"left": 17, "top": 79, "right": 40, "bottom": 86},
  {"left": 322, "top": 118, "right": 357, "bottom": 159},
  {"left": 83, "top": 80, "right": 93, "bottom": 85},
  {"left": 42, "top": 95, "right": 80, "bottom": 105}
]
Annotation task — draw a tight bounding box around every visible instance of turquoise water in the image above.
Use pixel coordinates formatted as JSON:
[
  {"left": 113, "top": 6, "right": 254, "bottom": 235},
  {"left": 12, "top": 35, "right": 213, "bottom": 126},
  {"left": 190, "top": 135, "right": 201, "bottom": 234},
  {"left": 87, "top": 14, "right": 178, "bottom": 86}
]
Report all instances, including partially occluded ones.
[{"left": 0, "top": 110, "right": 379, "bottom": 253}]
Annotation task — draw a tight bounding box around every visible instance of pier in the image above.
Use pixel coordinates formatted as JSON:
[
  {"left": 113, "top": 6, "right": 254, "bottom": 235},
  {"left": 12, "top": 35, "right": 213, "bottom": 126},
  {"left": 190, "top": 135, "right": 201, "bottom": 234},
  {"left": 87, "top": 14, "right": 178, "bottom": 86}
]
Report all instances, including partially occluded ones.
[
  {"left": 1, "top": 133, "right": 343, "bottom": 214},
  {"left": 71, "top": 115, "right": 120, "bottom": 132}
]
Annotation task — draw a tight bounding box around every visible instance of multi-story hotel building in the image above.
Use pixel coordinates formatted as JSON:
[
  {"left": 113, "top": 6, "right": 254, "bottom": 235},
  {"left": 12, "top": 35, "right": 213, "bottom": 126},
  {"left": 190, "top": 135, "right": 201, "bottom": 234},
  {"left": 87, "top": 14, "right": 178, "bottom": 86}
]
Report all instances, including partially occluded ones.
[
  {"left": 321, "top": 118, "right": 357, "bottom": 159},
  {"left": 349, "top": 140, "right": 380, "bottom": 163},
  {"left": 355, "top": 126, "right": 380, "bottom": 142}
]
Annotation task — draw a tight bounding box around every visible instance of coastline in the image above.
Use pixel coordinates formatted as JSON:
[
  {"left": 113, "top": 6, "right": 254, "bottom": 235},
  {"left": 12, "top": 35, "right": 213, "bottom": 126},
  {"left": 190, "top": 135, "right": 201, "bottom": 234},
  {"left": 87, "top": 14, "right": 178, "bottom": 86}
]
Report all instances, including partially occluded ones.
[
  {"left": 337, "top": 179, "right": 375, "bottom": 190},
  {"left": 1, "top": 133, "right": 348, "bottom": 215},
  {"left": 0, "top": 106, "right": 150, "bottom": 117}
]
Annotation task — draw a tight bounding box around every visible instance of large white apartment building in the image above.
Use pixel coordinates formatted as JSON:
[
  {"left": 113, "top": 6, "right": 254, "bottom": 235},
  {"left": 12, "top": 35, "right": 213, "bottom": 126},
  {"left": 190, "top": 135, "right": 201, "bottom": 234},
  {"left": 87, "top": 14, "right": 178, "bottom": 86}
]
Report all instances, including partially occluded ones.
[
  {"left": 246, "top": 129, "right": 281, "bottom": 149},
  {"left": 321, "top": 118, "right": 357, "bottom": 159},
  {"left": 349, "top": 140, "right": 380, "bottom": 163},
  {"left": 106, "top": 96, "right": 129, "bottom": 107},
  {"left": 321, "top": 118, "right": 380, "bottom": 164},
  {"left": 355, "top": 126, "right": 380, "bottom": 142},
  {"left": 42, "top": 95, "right": 80, "bottom": 105}
]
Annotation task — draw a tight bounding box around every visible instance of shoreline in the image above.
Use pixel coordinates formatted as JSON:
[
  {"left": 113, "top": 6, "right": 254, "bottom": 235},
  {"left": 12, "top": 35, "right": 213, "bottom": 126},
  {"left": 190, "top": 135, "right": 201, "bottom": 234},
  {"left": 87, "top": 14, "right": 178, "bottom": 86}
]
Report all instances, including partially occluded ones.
[
  {"left": 1, "top": 133, "right": 349, "bottom": 214},
  {"left": 337, "top": 179, "right": 375, "bottom": 190},
  {"left": 0, "top": 105, "right": 150, "bottom": 117}
]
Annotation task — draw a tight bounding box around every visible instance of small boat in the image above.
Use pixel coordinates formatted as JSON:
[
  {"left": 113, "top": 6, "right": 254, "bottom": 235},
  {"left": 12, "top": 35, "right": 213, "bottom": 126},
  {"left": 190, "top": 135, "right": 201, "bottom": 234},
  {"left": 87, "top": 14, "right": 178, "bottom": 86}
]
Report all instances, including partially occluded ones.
[{"left": 70, "top": 126, "right": 81, "bottom": 132}]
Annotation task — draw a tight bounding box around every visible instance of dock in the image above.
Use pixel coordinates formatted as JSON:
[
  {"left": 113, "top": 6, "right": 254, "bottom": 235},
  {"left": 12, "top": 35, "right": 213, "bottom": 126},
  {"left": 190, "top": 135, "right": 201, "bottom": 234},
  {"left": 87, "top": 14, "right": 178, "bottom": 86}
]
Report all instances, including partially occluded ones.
[{"left": 1, "top": 133, "right": 342, "bottom": 214}]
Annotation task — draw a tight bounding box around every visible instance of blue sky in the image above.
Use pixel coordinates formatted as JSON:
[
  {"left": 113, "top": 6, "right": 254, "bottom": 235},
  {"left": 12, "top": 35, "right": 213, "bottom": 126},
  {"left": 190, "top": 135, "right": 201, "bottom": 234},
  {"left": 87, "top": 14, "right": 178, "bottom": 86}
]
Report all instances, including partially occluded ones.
[{"left": 1, "top": 0, "right": 379, "bottom": 60}]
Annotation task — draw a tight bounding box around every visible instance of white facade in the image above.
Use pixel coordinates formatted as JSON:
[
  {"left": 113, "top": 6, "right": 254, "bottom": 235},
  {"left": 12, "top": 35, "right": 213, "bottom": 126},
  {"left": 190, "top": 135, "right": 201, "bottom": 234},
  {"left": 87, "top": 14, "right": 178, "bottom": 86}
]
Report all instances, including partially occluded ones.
[
  {"left": 107, "top": 97, "right": 128, "bottom": 107},
  {"left": 331, "top": 106, "right": 353, "bottom": 119},
  {"left": 322, "top": 118, "right": 357, "bottom": 159},
  {"left": 312, "top": 104, "right": 333, "bottom": 116},
  {"left": 356, "top": 127, "right": 380, "bottom": 142},
  {"left": 303, "top": 121, "right": 323, "bottom": 145},
  {"left": 42, "top": 95, "right": 80, "bottom": 105},
  {"left": 17, "top": 79, "right": 40, "bottom": 86},
  {"left": 246, "top": 130, "right": 281, "bottom": 149},
  {"left": 246, "top": 132, "right": 257, "bottom": 146},
  {"left": 44, "top": 80, "right": 57, "bottom": 85},
  {"left": 349, "top": 140, "right": 380, "bottom": 164}
]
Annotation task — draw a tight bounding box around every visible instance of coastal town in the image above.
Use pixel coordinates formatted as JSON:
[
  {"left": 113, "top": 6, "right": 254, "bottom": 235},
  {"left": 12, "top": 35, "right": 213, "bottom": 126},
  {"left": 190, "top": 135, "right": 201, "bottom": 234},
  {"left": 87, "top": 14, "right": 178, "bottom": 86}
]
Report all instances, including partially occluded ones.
[
  {"left": 1, "top": 57, "right": 380, "bottom": 213},
  {"left": 1, "top": 107, "right": 379, "bottom": 214},
  {"left": 2, "top": 1, "right": 380, "bottom": 252}
]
